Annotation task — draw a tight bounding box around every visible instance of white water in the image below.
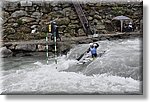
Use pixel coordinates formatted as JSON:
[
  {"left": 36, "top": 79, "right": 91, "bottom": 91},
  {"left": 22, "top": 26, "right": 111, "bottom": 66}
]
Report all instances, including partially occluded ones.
[{"left": 0, "top": 38, "right": 142, "bottom": 94}]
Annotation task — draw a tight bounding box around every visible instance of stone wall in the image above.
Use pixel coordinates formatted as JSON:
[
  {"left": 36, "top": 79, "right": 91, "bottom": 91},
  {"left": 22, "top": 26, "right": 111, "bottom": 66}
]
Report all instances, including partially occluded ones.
[{"left": 2, "top": 1, "right": 143, "bottom": 41}]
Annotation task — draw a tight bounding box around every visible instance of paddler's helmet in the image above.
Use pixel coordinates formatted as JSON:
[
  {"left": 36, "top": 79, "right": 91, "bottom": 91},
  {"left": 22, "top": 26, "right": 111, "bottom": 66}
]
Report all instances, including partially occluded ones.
[
  {"left": 93, "top": 43, "right": 97, "bottom": 47},
  {"left": 89, "top": 43, "right": 93, "bottom": 46}
]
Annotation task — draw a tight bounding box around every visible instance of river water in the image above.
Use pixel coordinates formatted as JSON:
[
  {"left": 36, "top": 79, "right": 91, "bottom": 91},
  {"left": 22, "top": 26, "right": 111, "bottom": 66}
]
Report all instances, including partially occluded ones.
[{"left": 0, "top": 38, "right": 143, "bottom": 95}]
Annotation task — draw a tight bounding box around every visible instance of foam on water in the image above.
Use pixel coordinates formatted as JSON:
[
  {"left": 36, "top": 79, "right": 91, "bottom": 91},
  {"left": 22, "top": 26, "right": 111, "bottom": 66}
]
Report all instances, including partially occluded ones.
[
  {"left": 1, "top": 55, "right": 141, "bottom": 94},
  {"left": 0, "top": 38, "right": 142, "bottom": 94}
]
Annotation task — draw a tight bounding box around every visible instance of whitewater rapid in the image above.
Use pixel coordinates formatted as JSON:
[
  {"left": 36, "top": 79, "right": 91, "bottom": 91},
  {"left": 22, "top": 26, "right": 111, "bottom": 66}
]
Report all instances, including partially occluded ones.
[{"left": 0, "top": 38, "right": 142, "bottom": 94}]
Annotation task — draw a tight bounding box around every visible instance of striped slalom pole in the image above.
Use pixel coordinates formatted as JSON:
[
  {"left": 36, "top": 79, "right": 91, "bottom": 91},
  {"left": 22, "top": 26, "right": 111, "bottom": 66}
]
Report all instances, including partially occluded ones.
[
  {"left": 46, "top": 33, "right": 49, "bottom": 65},
  {"left": 54, "top": 31, "right": 57, "bottom": 68}
]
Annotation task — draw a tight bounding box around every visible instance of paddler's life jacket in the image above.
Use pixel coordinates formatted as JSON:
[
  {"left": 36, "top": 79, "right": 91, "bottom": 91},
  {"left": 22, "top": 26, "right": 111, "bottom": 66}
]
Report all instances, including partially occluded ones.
[{"left": 90, "top": 47, "right": 97, "bottom": 54}]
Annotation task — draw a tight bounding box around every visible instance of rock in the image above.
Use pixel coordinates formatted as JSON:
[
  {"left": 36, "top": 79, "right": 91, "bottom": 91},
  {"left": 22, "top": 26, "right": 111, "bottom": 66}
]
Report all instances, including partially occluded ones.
[
  {"left": 4, "top": 2, "right": 19, "bottom": 11},
  {"left": 88, "top": 3, "right": 95, "bottom": 7},
  {"left": 96, "top": 3, "right": 102, "bottom": 7},
  {"left": 88, "top": 16, "right": 93, "bottom": 21},
  {"left": 71, "top": 20, "right": 79, "bottom": 24},
  {"left": 15, "top": 44, "right": 37, "bottom": 51},
  {"left": 12, "top": 23, "right": 19, "bottom": 28},
  {"left": 11, "top": 10, "right": 28, "bottom": 18},
  {"left": 63, "top": 7, "right": 73, "bottom": 16},
  {"left": 59, "top": 25, "right": 66, "bottom": 32},
  {"left": 69, "top": 14, "right": 78, "bottom": 20},
  {"left": 25, "top": 7, "right": 36, "bottom": 12},
  {"left": 8, "top": 44, "right": 16, "bottom": 50},
  {"left": 0, "top": 47, "right": 13, "bottom": 58},
  {"left": 98, "top": 10, "right": 103, "bottom": 13},
  {"left": 94, "top": 15, "right": 102, "bottom": 20},
  {"left": 101, "top": 30, "right": 108, "bottom": 34},
  {"left": 104, "top": 20, "right": 111, "bottom": 23},
  {"left": 3, "top": 28, "right": 16, "bottom": 35},
  {"left": 78, "top": 39, "right": 93, "bottom": 44},
  {"left": 31, "top": 25, "right": 37, "bottom": 29},
  {"left": 50, "top": 2, "right": 58, "bottom": 7},
  {"left": 31, "top": 12, "right": 43, "bottom": 19},
  {"left": 19, "top": 17, "right": 36, "bottom": 23},
  {"left": 69, "top": 29, "right": 76, "bottom": 36},
  {"left": 49, "top": 12, "right": 61, "bottom": 18},
  {"left": 93, "top": 19, "right": 99, "bottom": 24},
  {"left": 7, "top": 18, "right": 16, "bottom": 23},
  {"left": 64, "top": 33, "right": 72, "bottom": 37},
  {"left": 78, "top": 29, "right": 86, "bottom": 36},
  {"left": 105, "top": 14, "right": 113, "bottom": 20},
  {"left": 68, "top": 24, "right": 79, "bottom": 29},
  {"left": 41, "top": 6, "right": 51, "bottom": 13},
  {"left": 41, "top": 25, "right": 48, "bottom": 33},
  {"left": 58, "top": 43, "right": 71, "bottom": 54},
  {"left": 56, "top": 17, "right": 70, "bottom": 25},
  {"left": 28, "top": 21, "right": 39, "bottom": 25},
  {"left": 96, "top": 24, "right": 105, "bottom": 30},
  {"left": 3, "top": 11, "right": 10, "bottom": 20},
  {"left": 62, "top": 4, "right": 70, "bottom": 8},
  {"left": 53, "top": 7, "right": 59, "bottom": 11},
  {"left": 18, "top": 26, "right": 31, "bottom": 33},
  {"left": 37, "top": 44, "right": 46, "bottom": 51}
]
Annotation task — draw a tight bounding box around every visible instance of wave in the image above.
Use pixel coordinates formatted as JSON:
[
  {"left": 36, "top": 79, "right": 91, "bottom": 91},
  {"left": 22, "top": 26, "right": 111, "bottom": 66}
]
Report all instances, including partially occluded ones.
[
  {"left": 0, "top": 38, "right": 142, "bottom": 94},
  {"left": 1, "top": 56, "right": 141, "bottom": 94}
]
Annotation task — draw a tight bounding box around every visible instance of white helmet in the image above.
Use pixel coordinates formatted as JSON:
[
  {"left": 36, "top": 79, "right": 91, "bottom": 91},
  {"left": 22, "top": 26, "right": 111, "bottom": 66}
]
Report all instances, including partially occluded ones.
[
  {"left": 89, "top": 43, "right": 93, "bottom": 46},
  {"left": 93, "top": 43, "right": 97, "bottom": 47}
]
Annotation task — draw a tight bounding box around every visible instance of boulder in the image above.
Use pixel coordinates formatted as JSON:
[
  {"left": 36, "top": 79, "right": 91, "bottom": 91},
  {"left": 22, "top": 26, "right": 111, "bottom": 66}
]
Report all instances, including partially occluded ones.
[
  {"left": 62, "top": 4, "right": 70, "bottom": 8},
  {"left": 3, "top": 11, "right": 10, "bottom": 20},
  {"left": 88, "top": 16, "right": 93, "bottom": 21},
  {"left": 64, "top": 33, "right": 72, "bottom": 37},
  {"left": 41, "top": 6, "right": 51, "bottom": 13},
  {"left": 37, "top": 44, "right": 46, "bottom": 51},
  {"left": 8, "top": 44, "right": 16, "bottom": 50},
  {"left": 31, "top": 12, "right": 43, "bottom": 19},
  {"left": 0, "top": 47, "right": 13, "bottom": 58},
  {"left": 69, "top": 14, "right": 78, "bottom": 20},
  {"left": 71, "top": 20, "right": 79, "bottom": 24},
  {"left": 25, "top": 7, "right": 36, "bottom": 12},
  {"left": 12, "top": 23, "right": 19, "bottom": 28},
  {"left": 96, "top": 24, "right": 105, "bottom": 30},
  {"left": 11, "top": 10, "right": 28, "bottom": 18},
  {"left": 41, "top": 25, "right": 48, "bottom": 33},
  {"left": 3, "top": 28, "right": 16, "bottom": 35},
  {"left": 68, "top": 24, "right": 79, "bottom": 29},
  {"left": 59, "top": 25, "right": 66, "bottom": 32},
  {"left": 78, "top": 29, "right": 86, "bottom": 36},
  {"left": 15, "top": 44, "right": 37, "bottom": 51},
  {"left": 17, "top": 26, "right": 31, "bottom": 33},
  {"left": 56, "top": 17, "right": 70, "bottom": 25},
  {"left": 58, "top": 43, "right": 71, "bottom": 54},
  {"left": 53, "top": 7, "right": 59, "bottom": 11},
  {"left": 19, "top": 17, "right": 36, "bottom": 23},
  {"left": 94, "top": 15, "right": 102, "bottom": 20},
  {"left": 63, "top": 7, "right": 72, "bottom": 13}
]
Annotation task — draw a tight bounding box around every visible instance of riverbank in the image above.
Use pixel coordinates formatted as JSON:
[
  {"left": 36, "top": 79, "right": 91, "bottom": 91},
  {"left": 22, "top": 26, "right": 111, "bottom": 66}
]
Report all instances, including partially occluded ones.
[{"left": 1, "top": 32, "right": 142, "bottom": 57}]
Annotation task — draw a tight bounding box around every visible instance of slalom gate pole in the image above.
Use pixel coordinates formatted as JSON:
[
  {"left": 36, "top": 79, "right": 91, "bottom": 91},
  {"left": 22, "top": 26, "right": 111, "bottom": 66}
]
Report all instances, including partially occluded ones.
[
  {"left": 46, "top": 33, "right": 49, "bottom": 65},
  {"left": 54, "top": 31, "right": 57, "bottom": 68},
  {"left": 54, "top": 32, "right": 57, "bottom": 64}
]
